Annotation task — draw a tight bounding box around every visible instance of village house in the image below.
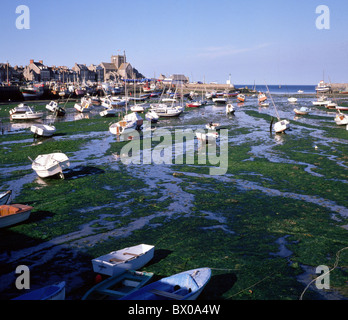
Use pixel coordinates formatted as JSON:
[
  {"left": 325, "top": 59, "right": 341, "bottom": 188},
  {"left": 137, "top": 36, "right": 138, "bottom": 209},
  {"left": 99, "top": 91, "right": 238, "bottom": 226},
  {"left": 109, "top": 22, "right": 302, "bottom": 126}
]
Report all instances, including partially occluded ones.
[
  {"left": 72, "top": 63, "right": 97, "bottom": 82},
  {"left": 23, "top": 59, "right": 51, "bottom": 82}
]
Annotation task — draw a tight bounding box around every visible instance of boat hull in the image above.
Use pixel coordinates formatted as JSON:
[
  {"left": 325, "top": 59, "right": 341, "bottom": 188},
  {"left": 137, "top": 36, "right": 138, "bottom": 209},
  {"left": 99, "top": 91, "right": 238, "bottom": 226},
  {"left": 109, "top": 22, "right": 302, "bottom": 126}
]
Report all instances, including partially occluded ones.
[
  {"left": 31, "top": 124, "right": 56, "bottom": 137},
  {"left": 13, "top": 282, "right": 65, "bottom": 300},
  {"left": 82, "top": 270, "right": 154, "bottom": 300},
  {"left": 0, "top": 204, "right": 33, "bottom": 228},
  {"left": 120, "top": 268, "right": 211, "bottom": 300},
  {"left": 0, "top": 190, "right": 12, "bottom": 205},
  {"left": 274, "top": 120, "right": 290, "bottom": 133},
  {"left": 31, "top": 153, "right": 70, "bottom": 178},
  {"left": 92, "top": 244, "right": 155, "bottom": 277}
]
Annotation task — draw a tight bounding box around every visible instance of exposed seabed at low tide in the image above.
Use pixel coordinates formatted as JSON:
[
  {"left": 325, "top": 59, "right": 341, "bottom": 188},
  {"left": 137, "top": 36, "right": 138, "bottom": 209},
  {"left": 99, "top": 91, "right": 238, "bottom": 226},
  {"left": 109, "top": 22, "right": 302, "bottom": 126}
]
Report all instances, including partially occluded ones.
[{"left": 0, "top": 93, "right": 347, "bottom": 300}]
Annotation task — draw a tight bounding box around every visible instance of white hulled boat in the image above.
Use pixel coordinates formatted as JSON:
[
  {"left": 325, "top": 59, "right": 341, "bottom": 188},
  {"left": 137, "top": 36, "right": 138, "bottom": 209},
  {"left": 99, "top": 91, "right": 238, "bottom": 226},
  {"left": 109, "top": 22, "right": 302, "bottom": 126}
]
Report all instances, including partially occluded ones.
[{"left": 30, "top": 153, "right": 70, "bottom": 179}]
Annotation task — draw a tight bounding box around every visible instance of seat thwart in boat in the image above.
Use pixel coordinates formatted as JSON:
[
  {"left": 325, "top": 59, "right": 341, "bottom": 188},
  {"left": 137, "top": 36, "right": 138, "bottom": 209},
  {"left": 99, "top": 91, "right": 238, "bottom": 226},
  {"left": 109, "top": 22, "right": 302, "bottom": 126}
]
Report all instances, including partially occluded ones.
[{"left": 149, "top": 289, "right": 184, "bottom": 300}]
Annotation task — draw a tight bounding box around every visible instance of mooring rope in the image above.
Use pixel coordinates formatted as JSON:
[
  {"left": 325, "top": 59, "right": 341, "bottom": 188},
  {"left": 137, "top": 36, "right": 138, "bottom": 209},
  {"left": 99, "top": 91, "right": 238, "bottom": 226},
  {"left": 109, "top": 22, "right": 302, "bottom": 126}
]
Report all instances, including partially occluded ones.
[{"left": 299, "top": 246, "right": 348, "bottom": 300}]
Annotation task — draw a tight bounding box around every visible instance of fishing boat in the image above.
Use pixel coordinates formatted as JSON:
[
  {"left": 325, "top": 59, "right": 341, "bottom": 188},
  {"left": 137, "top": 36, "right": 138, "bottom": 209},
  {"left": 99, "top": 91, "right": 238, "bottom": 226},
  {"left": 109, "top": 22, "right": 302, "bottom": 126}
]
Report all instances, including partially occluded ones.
[
  {"left": 294, "top": 107, "right": 311, "bottom": 115},
  {"left": 334, "top": 113, "right": 348, "bottom": 126},
  {"left": 0, "top": 190, "right": 12, "bottom": 205},
  {"left": 145, "top": 110, "right": 159, "bottom": 123},
  {"left": 30, "top": 152, "right": 70, "bottom": 179},
  {"left": 82, "top": 270, "right": 154, "bottom": 300},
  {"left": 92, "top": 244, "right": 155, "bottom": 277},
  {"left": 205, "top": 122, "right": 221, "bottom": 130},
  {"left": 237, "top": 94, "right": 245, "bottom": 102},
  {"left": 0, "top": 204, "right": 33, "bottom": 228},
  {"left": 315, "top": 80, "right": 331, "bottom": 93},
  {"left": 120, "top": 268, "right": 211, "bottom": 300},
  {"left": 226, "top": 104, "right": 235, "bottom": 114},
  {"left": 20, "top": 84, "right": 44, "bottom": 100},
  {"left": 288, "top": 97, "right": 298, "bottom": 103},
  {"left": 258, "top": 93, "right": 267, "bottom": 103},
  {"left": 196, "top": 131, "right": 219, "bottom": 143},
  {"left": 10, "top": 106, "right": 43, "bottom": 120},
  {"left": 30, "top": 124, "right": 56, "bottom": 137},
  {"left": 109, "top": 112, "right": 144, "bottom": 135},
  {"left": 12, "top": 282, "right": 65, "bottom": 300}
]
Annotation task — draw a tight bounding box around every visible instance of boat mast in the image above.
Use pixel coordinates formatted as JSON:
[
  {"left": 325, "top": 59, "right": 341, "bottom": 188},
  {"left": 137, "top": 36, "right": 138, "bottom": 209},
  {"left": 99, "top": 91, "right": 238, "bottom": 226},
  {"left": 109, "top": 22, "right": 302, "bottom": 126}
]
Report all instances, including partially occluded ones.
[{"left": 265, "top": 83, "right": 280, "bottom": 120}]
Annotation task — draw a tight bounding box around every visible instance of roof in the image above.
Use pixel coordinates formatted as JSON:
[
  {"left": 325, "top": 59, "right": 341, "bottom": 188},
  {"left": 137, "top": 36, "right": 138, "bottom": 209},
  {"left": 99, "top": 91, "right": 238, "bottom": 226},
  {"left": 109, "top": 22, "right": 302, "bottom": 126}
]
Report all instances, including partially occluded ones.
[{"left": 100, "top": 62, "right": 117, "bottom": 70}]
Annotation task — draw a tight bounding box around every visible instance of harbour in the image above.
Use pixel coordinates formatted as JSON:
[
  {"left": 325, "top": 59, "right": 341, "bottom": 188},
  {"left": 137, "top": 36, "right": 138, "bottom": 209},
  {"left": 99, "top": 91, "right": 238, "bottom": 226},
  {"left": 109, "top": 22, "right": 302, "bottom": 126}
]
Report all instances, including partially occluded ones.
[
  {"left": 1, "top": 0, "right": 348, "bottom": 304},
  {"left": 0, "top": 85, "right": 347, "bottom": 300}
]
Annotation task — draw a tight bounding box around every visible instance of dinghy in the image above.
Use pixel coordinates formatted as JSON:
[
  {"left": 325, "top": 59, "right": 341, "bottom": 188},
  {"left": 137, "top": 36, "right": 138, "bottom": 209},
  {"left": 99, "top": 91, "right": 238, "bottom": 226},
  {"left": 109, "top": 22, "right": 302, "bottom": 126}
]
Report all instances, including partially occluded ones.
[
  {"left": 258, "top": 93, "right": 267, "bottom": 103},
  {"left": 226, "top": 104, "right": 235, "bottom": 114},
  {"left": 0, "top": 204, "right": 33, "bottom": 228},
  {"left": 92, "top": 244, "right": 155, "bottom": 277},
  {"left": 12, "top": 282, "right": 65, "bottom": 300},
  {"left": 82, "top": 270, "right": 154, "bottom": 300},
  {"left": 288, "top": 97, "right": 298, "bottom": 103},
  {"left": 100, "top": 108, "right": 118, "bottom": 117},
  {"left": 46, "top": 101, "right": 66, "bottom": 116},
  {"left": 294, "top": 107, "right": 311, "bottom": 115},
  {"left": 196, "top": 131, "right": 219, "bottom": 143},
  {"left": 237, "top": 94, "right": 245, "bottom": 102},
  {"left": 145, "top": 110, "right": 159, "bottom": 123},
  {"left": 0, "top": 190, "right": 12, "bottom": 205},
  {"left": 109, "top": 112, "right": 143, "bottom": 135},
  {"left": 205, "top": 122, "right": 221, "bottom": 130},
  {"left": 30, "top": 124, "right": 56, "bottom": 137},
  {"left": 120, "top": 268, "right": 211, "bottom": 300},
  {"left": 212, "top": 97, "right": 227, "bottom": 105},
  {"left": 334, "top": 113, "right": 348, "bottom": 126},
  {"left": 30, "top": 153, "right": 70, "bottom": 179}
]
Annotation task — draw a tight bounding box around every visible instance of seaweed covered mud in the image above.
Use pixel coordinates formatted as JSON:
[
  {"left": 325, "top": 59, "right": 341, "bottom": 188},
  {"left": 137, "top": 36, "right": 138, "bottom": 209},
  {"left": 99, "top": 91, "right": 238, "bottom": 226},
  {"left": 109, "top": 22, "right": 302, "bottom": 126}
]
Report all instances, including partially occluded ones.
[{"left": 0, "top": 94, "right": 347, "bottom": 300}]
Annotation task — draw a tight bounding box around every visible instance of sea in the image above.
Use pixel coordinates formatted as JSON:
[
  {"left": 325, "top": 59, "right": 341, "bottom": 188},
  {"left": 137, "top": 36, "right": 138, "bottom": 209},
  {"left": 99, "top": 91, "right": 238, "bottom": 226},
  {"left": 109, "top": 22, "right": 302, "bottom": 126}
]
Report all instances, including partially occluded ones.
[{"left": 235, "top": 84, "right": 316, "bottom": 95}]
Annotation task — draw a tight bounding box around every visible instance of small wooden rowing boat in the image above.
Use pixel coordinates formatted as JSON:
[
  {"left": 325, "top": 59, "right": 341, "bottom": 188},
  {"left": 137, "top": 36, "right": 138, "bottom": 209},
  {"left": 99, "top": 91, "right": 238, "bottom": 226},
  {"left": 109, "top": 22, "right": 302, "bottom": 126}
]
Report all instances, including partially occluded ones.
[
  {"left": 120, "top": 268, "right": 211, "bottom": 300},
  {"left": 0, "top": 204, "right": 33, "bottom": 228},
  {"left": 82, "top": 270, "right": 154, "bottom": 300},
  {"left": 92, "top": 244, "right": 155, "bottom": 277},
  {"left": 12, "top": 281, "right": 65, "bottom": 300}
]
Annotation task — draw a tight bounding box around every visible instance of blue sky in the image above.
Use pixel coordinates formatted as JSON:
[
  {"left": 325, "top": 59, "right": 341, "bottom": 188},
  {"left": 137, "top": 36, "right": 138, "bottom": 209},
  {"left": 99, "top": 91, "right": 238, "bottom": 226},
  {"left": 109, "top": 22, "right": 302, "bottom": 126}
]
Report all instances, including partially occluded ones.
[{"left": 1, "top": 0, "right": 347, "bottom": 85}]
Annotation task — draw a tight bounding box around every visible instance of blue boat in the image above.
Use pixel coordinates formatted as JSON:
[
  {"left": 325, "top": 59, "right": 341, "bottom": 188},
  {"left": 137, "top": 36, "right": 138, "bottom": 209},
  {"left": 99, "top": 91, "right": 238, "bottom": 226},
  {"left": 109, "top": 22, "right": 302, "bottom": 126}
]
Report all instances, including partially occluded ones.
[
  {"left": 13, "top": 281, "right": 65, "bottom": 300},
  {"left": 82, "top": 270, "right": 154, "bottom": 300},
  {"left": 120, "top": 268, "right": 211, "bottom": 300}
]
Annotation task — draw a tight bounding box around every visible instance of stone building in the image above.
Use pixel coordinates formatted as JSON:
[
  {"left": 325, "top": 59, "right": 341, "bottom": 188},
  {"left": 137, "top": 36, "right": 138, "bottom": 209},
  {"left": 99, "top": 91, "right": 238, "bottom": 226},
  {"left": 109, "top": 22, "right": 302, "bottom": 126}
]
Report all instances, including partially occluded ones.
[{"left": 23, "top": 60, "right": 50, "bottom": 82}]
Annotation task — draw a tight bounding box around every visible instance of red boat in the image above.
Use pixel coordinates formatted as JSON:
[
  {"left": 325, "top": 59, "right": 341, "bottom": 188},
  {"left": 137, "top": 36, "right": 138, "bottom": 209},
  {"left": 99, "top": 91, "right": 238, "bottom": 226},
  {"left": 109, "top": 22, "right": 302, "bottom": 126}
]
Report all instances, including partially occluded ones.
[{"left": 186, "top": 101, "right": 202, "bottom": 108}]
